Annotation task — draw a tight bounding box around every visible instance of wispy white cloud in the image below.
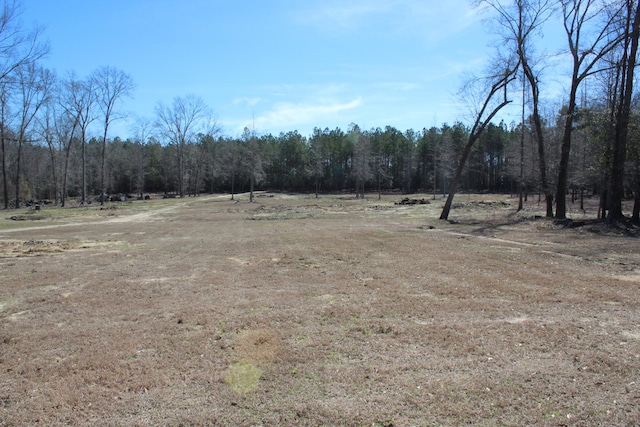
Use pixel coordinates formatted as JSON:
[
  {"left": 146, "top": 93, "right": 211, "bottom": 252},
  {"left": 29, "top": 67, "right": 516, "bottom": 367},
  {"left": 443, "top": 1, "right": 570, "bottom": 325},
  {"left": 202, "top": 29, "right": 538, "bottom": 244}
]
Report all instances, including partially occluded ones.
[
  {"left": 293, "top": 0, "right": 392, "bottom": 34},
  {"left": 389, "top": 0, "right": 484, "bottom": 42},
  {"left": 375, "top": 81, "right": 421, "bottom": 92},
  {"left": 232, "top": 96, "right": 261, "bottom": 107},
  {"left": 237, "top": 98, "right": 363, "bottom": 135},
  {"left": 294, "top": 0, "right": 481, "bottom": 44}
]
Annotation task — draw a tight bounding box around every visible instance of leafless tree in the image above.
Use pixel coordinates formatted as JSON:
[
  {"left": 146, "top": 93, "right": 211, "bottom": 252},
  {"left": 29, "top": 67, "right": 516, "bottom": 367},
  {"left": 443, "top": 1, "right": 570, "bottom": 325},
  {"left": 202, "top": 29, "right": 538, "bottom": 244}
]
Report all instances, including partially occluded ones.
[
  {"left": 76, "top": 77, "right": 95, "bottom": 203},
  {"left": 0, "top": 81, "right": 11, "bottom": 208},
  {"left": 0, "top": 1, "right": 48, "bottom": 82},
  {"left": 35, "top": 85, "right": 58, "bottom": 204},
  {"left": 0, "top": 0, "right": 48, "bottom": 208},
  {"left": 240, "top": 124, "right": 264, "bottom": 203},
  {"left": 482, "top": 0, "right": 556, "bottom": 216},
  {"left": 630, "top": 109, "right": 640, "bottom": 223},
  {"left": 440, "top": 62, "right": 519, "bottom": 220},
  {"left": 93, "top": 66, "right": 134, "bottom": 204},
  {"left": 130, "top": 115, "right": 153, "bottom": 198},
  {"left": 57, "top": 73, "right": 96, "bottom": 204},
  {"left": 155, "top": 94, "right": 213, "bottom": 198},
  {"left": 12, "top": 63, "right": 52, "bottom": 208},
  {"left": 607, "top": 0, "right": 640, "bottom": 222},
  {"left": 54, "top": 98, "right": 79, "bottom": 207},
  {"left": 555, "top": 0, "right": 627, "bottom": 219}
]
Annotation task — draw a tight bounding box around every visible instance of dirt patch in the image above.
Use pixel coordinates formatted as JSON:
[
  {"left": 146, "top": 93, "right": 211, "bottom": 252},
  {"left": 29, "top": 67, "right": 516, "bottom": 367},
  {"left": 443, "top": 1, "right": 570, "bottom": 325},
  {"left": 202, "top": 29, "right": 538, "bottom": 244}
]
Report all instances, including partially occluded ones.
[
  {"left": 395, "top": 197, "right": 430, "bottom": 205},
  {"left": 8, "top": 214, "right": 46, "bottom": 221},
  {"left": 0, "top": 239, "right": 123, "bottom": 258},
  {"left": 0, "top": 193, "right": 639, "bottom": 426}
]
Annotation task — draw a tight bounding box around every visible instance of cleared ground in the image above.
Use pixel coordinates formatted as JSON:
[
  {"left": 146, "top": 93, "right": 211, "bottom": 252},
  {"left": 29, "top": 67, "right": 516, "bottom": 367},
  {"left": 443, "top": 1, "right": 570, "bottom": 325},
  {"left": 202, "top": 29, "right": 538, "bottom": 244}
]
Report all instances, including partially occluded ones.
[{"left": 0, "top": 193, "right": 639, "bottom": 426}]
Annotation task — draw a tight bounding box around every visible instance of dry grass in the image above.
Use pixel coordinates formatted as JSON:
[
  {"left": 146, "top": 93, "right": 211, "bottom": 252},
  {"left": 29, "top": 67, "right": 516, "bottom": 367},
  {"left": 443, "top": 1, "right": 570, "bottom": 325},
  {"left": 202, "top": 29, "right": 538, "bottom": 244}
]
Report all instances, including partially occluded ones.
[{"left": 0, "top": 192, "right": 639, "bottom": 426}]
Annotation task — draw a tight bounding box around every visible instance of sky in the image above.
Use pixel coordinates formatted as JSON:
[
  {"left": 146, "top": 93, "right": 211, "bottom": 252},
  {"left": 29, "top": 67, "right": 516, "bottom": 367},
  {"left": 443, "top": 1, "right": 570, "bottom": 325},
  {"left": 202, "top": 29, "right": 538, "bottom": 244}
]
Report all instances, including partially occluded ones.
[{"left": 19, "top": 0, "right": 565, "bottom": 139}]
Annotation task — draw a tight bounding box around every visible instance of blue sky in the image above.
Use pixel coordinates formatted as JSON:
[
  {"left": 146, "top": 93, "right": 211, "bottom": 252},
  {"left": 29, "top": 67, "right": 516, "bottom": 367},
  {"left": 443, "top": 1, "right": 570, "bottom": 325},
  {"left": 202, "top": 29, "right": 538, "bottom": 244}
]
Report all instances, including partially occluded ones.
[{"left": 20, "top": 0, "right": 562, "bottom": 139}]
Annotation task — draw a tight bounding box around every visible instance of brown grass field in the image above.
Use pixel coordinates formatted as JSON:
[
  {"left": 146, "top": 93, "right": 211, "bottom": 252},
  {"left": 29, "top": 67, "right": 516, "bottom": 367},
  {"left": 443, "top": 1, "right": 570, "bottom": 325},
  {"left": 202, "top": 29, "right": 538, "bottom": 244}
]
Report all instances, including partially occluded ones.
[{"left": 0, "top": 192, "right": 639, "bottom": 426}]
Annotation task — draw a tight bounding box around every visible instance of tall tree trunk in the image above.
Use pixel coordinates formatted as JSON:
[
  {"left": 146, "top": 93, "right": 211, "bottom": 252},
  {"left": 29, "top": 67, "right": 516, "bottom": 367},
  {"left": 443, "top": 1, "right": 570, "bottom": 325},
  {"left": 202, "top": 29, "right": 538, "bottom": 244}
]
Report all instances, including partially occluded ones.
[
  {"left": 61, "top": 149, "right": 70, "bottom": 207},
  {"left": 249, "top": 172, "right": 254, "bottom": 202},
  {"left": 46, "top": 143, "right": 58, "bottom": 205},
  {"left": 178, "top": 142, "right": 185, "bottom": 198},
  {"left": 433, "top": 155, "right": 437, "bottom": 200},
  {"left": 608, "top": 1, "right": 640, "bottom": 222},
  {"left": 100, "top": 125, "right": 108, "bottom": 205},
  {"left": 249, "top": 151, "right": 255, "bottom": 203},
  {"left": 440, "top": 138, "right": 479, "bottom": 220},
  {"left": 231, "top": 171, "right": 235, "bottom": 201},
  {"left": 13, "top": 138, "right": 22, "bottom": 208},
  {"left": 1, "top": 132, "right": 7, "bottom": 209},
  {"left": 555, "top": 0, "right": 627, "bottom": 219},
  {"left": 522, "top": 61, "right": 554, "bottom": 217},
  {"left": 555, "top": 83, "right": 578, "bottom": 220},
  {"left": 632, "top": 165, "right": 639, "bottom": 223},
  {"left": 81, "top": 138, "right": 86, "bottom": 203},
  {"left": 440, "top": 69, "right": 515, "bottom": 220}
]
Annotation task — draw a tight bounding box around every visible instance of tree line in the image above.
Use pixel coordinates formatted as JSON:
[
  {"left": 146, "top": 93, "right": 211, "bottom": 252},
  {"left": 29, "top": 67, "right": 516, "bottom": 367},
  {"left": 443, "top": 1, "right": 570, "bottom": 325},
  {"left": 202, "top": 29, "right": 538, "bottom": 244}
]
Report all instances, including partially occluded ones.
[
  {"left": 1, "top": 0, "right": 640, "bottom": 224},
  {"left": 5, "top": 113, "right": 638, "bottom": 213},
  {"left": 439, "top": 0, "right": 640, "bottom": 223}
]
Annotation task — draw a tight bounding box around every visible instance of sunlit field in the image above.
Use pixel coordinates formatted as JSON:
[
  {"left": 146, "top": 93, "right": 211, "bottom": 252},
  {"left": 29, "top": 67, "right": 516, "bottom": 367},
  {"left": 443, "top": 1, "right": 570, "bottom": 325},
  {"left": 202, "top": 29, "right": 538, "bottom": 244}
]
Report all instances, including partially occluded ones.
[{"left": 1, "top": 193, "right": 638, "bottom": 426}]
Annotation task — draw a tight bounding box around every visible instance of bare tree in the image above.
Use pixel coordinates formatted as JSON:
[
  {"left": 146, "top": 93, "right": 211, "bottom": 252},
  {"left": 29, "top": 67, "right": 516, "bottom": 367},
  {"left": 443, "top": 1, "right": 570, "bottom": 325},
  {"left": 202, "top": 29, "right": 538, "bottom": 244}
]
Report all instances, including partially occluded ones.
[
  {"left": 483, "top": 0, "right": 556, "bottom": 216},
  {"left": 555, "top": 0, "right": 627, "bottom": 219},
  {"left": 155, "top": 94, "right": 212, "bottom": 197},
  {"left": 54, "top": 98, "right": 79, "bottom": 207},
  {"left": 440, "top": 63, "right": 519, "bottom": 220},
  {"left": 93, "top": 66, "right": 134, "bottom": 204},
  {"left": 0, "top": 1, "right": 48, "bottom": 82},
  {"left": 0, "top": 0, "right": 48, "bottom": 208},
  {"left": 607, "top": 0, "right": 640, "bottom": 222},
  {"left": 76, "top": 77, "right": 95, "bottom": 203},
  {"left": 130, "top": 115, "right": 153, "bottom": 198},
  {"left": 12, "top": 63, "right": 52, "bottom": 208},
  {"left": 0, "top": 81, "right": 11, "bottom": 208},
  {"left": 240, "top": 124, "right": 264, "bottom": 203},
  {"left": 57, "top": 73, "right": 96, "bottom": 204},
  {"left": 630, "top": 109, "right": 640, "bottom": 223},
  {"left": 35, "top": 84, "right": 58, "bottom": 204}
]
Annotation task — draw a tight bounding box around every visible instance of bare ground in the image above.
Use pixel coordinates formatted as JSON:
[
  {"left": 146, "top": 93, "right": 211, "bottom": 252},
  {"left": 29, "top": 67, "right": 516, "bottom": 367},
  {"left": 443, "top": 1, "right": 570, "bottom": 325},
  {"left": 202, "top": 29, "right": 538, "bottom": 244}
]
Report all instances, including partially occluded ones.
[{"left": 0, "top": 193, "right": 639, "bottom": 426}]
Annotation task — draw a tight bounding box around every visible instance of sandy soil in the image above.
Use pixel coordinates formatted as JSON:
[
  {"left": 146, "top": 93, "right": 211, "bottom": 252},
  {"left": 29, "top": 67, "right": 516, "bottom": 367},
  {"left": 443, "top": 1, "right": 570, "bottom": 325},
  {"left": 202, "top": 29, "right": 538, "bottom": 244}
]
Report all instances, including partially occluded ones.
[{"left": 0, "top": 193, "right": 639, "bottom": 426}]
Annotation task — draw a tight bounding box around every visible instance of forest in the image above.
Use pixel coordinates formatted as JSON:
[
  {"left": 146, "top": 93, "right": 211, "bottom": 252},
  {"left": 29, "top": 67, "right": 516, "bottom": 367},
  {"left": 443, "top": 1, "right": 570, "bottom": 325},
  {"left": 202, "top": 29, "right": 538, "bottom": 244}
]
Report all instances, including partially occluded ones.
[{"left": 1, "top": 0, "right": 640, "bottom": 224}]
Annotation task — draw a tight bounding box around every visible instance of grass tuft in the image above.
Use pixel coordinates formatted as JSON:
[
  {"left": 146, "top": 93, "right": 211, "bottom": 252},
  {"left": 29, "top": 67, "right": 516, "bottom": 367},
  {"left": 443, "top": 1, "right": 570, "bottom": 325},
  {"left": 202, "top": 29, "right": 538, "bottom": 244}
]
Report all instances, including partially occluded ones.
[{"left": 225, "top": 360, "right": 262, "bottom": 394}]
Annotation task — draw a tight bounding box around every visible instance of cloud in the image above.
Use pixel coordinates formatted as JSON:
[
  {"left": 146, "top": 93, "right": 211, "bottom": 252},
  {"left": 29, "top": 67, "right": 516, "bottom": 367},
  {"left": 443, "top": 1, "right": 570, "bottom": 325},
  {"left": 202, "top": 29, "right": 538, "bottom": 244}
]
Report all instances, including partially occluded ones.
[
  {"left": 376, "top": 81, "right": 421, "bottom": 92},
  {"left": 294, "top": 0, "right": 480, "bottom": 44},
  {"left": 293, "top": 0, "right": 392, "bottom": 33},
  {"left": 232, "top": 97, "right": 261, "bottom": 107},
  {"left": 241, "top": 97, "right": 363, "bottom": 134}
]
